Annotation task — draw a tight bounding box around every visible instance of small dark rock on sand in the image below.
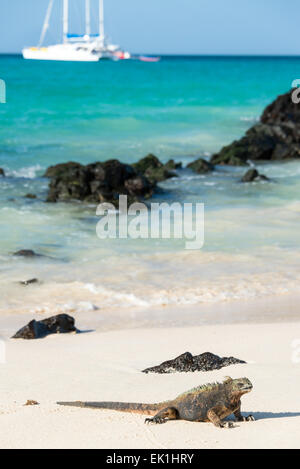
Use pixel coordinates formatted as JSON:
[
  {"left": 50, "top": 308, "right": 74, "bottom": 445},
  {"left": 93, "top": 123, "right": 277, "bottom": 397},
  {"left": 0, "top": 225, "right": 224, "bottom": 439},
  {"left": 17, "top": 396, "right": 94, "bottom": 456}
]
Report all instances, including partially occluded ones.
[
  {"left": 24, "top": 400, "right": 39, "bottom": 406},
  {"left": 142, "top": 351, "right": 246, "bottom": 374},
  {"left": 19, "top": 278, "right": 39, "bottom": 286},
  {"left": 12, "top": 314, "right": 78, "bottom": 340},
  {"left": 241, "top": 168, "right": 270, "bottom": 183}
]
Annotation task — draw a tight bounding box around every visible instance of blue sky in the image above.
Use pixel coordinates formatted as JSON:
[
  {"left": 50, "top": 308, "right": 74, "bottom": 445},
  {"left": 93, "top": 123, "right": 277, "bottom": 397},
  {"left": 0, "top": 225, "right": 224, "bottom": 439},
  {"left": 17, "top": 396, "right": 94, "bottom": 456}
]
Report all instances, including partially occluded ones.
[{"left": 0, "top": 0, "right": 298, "bottom": 55}]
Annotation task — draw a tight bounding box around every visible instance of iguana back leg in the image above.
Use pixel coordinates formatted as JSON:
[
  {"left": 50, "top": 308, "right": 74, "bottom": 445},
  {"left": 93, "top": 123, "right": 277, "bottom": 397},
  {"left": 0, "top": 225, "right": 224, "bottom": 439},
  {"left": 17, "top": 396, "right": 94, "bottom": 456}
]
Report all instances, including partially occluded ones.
[
  {"left": 234, "top": 405, "right": 255, "bottom": 422},
  {"left": 207, "top": 408, "right": 234, "bottom": 428},
  {"left": 145, "top": 407, "right": 179, "bottom": 425}
]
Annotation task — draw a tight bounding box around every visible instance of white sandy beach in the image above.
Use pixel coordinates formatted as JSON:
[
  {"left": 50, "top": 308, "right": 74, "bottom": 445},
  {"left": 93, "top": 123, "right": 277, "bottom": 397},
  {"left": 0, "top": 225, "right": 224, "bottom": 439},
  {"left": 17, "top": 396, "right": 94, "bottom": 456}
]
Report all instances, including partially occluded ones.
[{"left": 0, "top": 318, "right": 299, "bottom": 449}]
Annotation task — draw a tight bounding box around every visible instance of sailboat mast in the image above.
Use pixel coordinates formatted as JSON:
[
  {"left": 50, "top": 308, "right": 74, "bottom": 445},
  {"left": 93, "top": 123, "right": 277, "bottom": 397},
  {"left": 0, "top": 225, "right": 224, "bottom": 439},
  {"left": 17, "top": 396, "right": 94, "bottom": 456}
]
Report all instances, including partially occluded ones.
[
  {"left": 86, "top": 0, "right": 91, "bottom": 38},
  {"left": 99, "top": 0, "right": 105, "bottom": 46},
  {"left": 38, "top": 0, "right": 55, "bottom": 48},
  {"left": 63, "top": 0, "right": 69, "bottom": 43}
]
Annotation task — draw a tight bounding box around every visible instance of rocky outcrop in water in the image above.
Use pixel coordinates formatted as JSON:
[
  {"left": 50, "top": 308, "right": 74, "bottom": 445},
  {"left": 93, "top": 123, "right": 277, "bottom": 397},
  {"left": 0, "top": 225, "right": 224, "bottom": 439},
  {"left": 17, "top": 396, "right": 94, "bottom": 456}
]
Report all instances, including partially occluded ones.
[
  {"left": 0, "top": 168, "right": 5, "bottom": 177},
  {"left": 142, "top": 351, "right": 246, "bottom": 374},
  {"left": 132, "top": 154, "right": 178, "bottom": 183},
  {"left": 12, "top": 314, "right": 77, "bottom": 340},
  {"left": 45, "top": 155, "right": 182, "bottom": 206},
  {"left": 210, "top": 90, "right": 300, "bottom": 166},
  {"left": 164, "top": 159, "right": 182, "bottom": 171},
  {"left": 187, "top": 158, "right": 214, "bottom": 174},
  {"left": 45, "top": 159, "right": 155, "bottom": 206},
  {"left": 241, "top": 168, "right": 270, "bottom": 183}
]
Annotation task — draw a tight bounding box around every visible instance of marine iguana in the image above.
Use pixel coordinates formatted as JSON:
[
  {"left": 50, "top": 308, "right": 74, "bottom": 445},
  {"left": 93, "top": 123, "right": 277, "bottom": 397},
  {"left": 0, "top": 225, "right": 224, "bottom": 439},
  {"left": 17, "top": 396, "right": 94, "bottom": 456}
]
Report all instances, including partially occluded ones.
[{"left": 57, "top": 377, "right": 254, "bottom": 428}]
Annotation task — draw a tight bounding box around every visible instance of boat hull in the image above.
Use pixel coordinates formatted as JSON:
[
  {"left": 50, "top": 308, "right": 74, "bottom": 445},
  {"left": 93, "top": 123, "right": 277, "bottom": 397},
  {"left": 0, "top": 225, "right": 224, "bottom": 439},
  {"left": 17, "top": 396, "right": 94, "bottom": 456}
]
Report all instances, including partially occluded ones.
[{"left": 22, "top": 46, "right": 100, "bottom": 62}]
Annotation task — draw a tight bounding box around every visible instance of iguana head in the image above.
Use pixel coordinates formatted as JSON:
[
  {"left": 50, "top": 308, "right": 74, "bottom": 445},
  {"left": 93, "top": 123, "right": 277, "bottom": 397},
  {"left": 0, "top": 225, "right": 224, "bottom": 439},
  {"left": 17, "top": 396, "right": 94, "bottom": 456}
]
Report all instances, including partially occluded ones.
[{"left": 223, "top": 377, "right": 253, "bottom": 395}]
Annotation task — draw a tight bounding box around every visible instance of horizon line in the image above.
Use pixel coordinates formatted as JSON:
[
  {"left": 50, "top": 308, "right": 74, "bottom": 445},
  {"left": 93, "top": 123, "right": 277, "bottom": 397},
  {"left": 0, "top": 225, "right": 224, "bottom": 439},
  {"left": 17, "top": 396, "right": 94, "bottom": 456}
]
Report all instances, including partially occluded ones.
[{"left": 2, "top": 53, "right": 300, "bottom": 58}]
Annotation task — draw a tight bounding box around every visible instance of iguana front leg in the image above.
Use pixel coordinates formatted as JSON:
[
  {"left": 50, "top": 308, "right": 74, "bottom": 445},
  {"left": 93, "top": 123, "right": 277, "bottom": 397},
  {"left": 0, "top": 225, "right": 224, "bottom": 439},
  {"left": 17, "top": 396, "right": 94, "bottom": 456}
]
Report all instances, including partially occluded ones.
[
  {"left": 145, "top": 407, "right": 178, "bottom": 425},
  {"left": 207, "top": 408, "right": 234, "bottom": 428},
  {"left": 234, "top": 405, "right": 255, "bottom": 422}
]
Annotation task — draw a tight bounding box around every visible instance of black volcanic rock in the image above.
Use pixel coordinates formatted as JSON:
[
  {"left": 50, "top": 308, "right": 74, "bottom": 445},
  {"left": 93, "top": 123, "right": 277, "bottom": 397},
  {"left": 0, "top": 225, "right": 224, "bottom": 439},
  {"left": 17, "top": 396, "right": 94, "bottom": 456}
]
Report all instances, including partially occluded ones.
[
  {"left": 45, "top": 159, "right": 155, "bottom": 206},
  {"left": 142, "top": 351, "right": 246, "bottom": 374},
  {"left": 19, "top": 278, "right": 39, "bottom": 286},
  {"left": 164, "top": 159, "right": 182, "bottom": 170},
  {"left": 211, "top": 90, "right": 300, "bottom": 166},
  {"left": 241, "top": 168, "right": 270, "bottom": 183},
  {"left": 12, "top": 314, "right": 77, "bottom": 340},
  {"left": 261, "top": 89, "right": 300, "bottom": 125},
  {"left": 187, "top": 158, "right": 215, "bottom": 174},
  {"left": 13, "top": 250, "right": 40, "bottom": 257},
  {"left": 0, "top": 168, "right": 5, "bottom": 177},
  {"left": 44, "top": 162, "right": 83, "bottom": 179},
  {"left": 132, "top": 154, "right": 178, "bottom": 183}
]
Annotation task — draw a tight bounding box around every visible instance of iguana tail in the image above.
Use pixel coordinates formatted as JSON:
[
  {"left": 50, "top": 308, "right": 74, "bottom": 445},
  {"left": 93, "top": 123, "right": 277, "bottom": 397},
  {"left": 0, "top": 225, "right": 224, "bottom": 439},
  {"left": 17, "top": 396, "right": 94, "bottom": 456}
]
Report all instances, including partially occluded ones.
[{"left": 57, "top": 401, "right": 164, "bottom": 415}]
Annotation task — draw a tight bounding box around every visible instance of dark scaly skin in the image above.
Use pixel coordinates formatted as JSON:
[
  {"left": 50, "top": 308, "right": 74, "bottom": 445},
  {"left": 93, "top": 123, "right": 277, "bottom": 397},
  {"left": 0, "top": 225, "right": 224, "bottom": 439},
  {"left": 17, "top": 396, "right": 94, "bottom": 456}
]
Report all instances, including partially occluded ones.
[{"left": 57, "top": 377, "right": 254, "bottom": 428}]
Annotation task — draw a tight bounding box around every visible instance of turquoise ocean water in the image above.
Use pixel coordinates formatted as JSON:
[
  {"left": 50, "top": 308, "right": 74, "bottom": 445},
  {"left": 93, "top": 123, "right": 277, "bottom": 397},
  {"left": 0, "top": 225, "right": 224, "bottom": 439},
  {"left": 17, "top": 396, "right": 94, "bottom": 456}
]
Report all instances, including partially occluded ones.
[{"left": 1, "top": 56, "right": 300, "bottom": 314}]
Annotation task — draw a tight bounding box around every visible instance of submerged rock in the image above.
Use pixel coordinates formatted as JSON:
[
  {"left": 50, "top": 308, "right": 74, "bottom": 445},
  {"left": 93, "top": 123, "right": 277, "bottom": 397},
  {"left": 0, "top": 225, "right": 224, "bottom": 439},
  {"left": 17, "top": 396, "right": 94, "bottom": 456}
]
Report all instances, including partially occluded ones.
[
  {"left": 0, "top": 168, "right": 5, "bottom": 177},
  {"left": 187, "top": 158, "right": 215, "bottom": 174},
  {"left": 25, "top": 193, "right": 37, "bottom": 199},
  {"left": 211, "top": 89, "right": 300, "bottom": 166},
  {"left": 45, "top": 159, "right": 155, "bottom": 206},
  {"left": 132, "top": 154, "right": 178, "bottom": 183},
  {"left": 142, "top": 351, "right": 246, "bottom": 374},
  {"left": 13, "top": 250, "right": 40, "bottom": 257},
  {"left": 241, "top": 168, "right": 270, "bottom": 183},
  {"left": 12, "top": 314, "right": 78, "bottom": 340}
]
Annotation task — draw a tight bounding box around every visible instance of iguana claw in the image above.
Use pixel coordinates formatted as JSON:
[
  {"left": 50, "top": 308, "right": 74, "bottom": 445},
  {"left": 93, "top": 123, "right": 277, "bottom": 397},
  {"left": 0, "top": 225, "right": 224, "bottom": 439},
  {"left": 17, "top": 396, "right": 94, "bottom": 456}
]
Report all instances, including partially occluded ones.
[
  {"left": 145, "top": 417, "right": 166, "bottom": 425},
  {"left": 222, "top": 421, "right": 234, "bottom": 429}
]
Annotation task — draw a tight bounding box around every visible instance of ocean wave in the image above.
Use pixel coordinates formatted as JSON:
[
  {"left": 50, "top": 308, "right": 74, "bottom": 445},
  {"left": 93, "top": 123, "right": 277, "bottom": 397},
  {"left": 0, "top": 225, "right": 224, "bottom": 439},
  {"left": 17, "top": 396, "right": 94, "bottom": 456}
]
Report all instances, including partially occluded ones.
[
  {"left": 240, "top": 116, "right": 259, "bottom": 123},
  {"left": 84, "top": 283, "right": 150, "bottom": 307},
  {"left": 4, "top": 164, "right": 44, "bottom": 179},
  {"left": 0, "top": 249, "right": 300, "bottom": 316}
]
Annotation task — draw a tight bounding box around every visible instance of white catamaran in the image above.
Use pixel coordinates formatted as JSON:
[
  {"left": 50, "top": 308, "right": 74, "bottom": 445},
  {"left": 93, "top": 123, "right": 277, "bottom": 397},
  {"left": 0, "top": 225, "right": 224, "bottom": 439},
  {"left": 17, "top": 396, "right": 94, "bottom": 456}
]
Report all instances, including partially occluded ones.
[{"left": 22, "top": 0, "right": 131, "bottom": 62}]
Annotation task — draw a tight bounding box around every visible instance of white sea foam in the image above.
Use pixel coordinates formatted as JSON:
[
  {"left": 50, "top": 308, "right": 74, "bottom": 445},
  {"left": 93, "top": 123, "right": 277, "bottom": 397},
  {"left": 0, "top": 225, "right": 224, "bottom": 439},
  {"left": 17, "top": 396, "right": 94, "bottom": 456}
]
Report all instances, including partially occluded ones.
[
  {"left": 240, "top": 116, "right": 259, "bottom": 122},
  {"left": 5, "top": 164, "right": 44, "bottom": 179}
]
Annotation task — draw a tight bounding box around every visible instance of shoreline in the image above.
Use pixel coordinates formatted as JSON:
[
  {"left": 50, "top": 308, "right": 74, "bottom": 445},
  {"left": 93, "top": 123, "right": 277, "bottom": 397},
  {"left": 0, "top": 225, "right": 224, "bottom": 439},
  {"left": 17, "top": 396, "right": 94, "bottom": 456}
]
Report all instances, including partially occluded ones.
[
  {"left": 1, "top": 292, "right": 300, "bottom": 339},
  {"left": 0, "top": 320, "right": 299, "bottom": 449}
]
